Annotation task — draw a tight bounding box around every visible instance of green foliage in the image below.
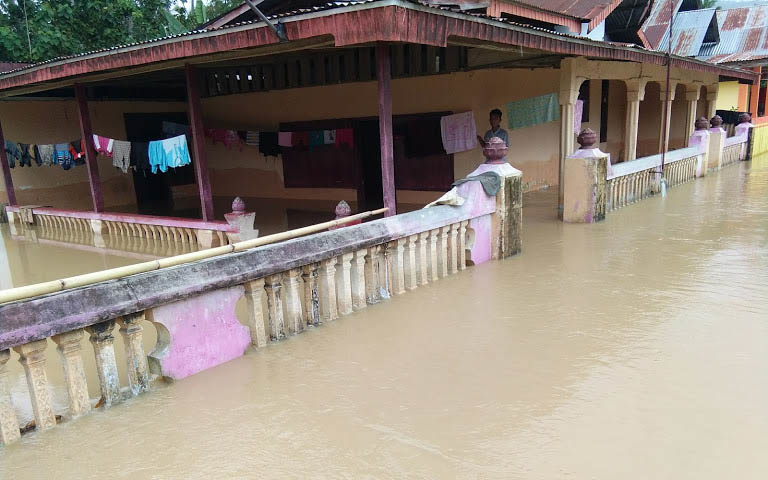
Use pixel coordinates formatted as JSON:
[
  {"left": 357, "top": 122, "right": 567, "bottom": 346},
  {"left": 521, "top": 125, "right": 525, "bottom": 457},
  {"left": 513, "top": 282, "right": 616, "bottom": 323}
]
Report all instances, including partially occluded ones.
[
  {"left": 701, "top": 0, "right": 719, "bottom": 8},
  {"left": 0, "top": 0, "right": 189, "bottom": 63}
]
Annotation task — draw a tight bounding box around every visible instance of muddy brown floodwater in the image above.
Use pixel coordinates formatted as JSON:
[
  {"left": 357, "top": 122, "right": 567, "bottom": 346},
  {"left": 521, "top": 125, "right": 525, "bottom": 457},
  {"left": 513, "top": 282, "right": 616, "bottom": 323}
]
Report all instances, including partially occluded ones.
[{"left": 1, "top": 157, "right": 768, "bottom": 479}]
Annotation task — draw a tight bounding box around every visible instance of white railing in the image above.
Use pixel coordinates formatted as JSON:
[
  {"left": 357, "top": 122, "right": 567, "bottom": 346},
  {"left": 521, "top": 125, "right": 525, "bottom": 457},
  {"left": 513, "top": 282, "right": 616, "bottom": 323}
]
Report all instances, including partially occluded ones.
[
  {"left": 722, "top": 133, "right": 747, "bottom": 167},
  {"left": 607, "top": 146, "right": 702, "bottom": 212}
]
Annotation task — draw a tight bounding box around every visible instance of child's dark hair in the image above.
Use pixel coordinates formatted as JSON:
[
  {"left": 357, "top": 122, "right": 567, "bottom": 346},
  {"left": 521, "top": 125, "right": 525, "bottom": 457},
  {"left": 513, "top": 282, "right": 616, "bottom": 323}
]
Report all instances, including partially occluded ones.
[{"left": 490, "top": 108, "right": 503, "bottom": 118}]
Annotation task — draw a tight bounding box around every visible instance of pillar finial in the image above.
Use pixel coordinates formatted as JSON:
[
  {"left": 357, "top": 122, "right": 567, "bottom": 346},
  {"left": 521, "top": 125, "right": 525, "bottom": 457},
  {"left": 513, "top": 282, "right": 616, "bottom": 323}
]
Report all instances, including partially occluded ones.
[
  {"left": 482, "top": 137, "right": 508, "bottom": 164},
  {"left": 231, "top": 197, "right": 245, "bottom": 213},
  {"left": 577, "top": 128, "right": 598, "bottom": 149},
  {"left": 695, "top": 117, "right": 710, "bottom": 131},
  {"left": 335, "top": 200, "right": 351, "bottom": 219},
  {"left": 710, "top": 115, "right": 723, "bottom": 128},
  {"left": 738, "top": 112, "right": 752, "bottom": 124}
]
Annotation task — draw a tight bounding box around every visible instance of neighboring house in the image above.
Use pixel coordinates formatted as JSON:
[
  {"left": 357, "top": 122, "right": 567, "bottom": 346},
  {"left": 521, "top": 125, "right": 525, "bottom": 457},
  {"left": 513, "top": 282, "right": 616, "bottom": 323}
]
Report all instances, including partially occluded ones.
[{"left": 0, "top": 0, "right": 754, "bottom": 221}]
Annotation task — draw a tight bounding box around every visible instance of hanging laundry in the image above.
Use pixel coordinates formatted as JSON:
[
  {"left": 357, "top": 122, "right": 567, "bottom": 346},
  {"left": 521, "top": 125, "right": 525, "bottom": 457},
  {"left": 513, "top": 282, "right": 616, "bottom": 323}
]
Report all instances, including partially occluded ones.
[
  {"left": 112, "top": 140, "right": 132, "bottom": 173},
  {"left": 440, "top": 111, "right": 478, "bottom": 154},
  {"left": 309, "top": 130, "right": 324, "bottom": 149},
  {"left": 162, "top": 121, "right": 190, "bottom": 138},
  {"left": 205, "top": 128, "right": 242, "bottom": 149},
  {"left": 149, "top": 134, "right": 191, "bottom": 174},
  {"left": 245, "top": 131, "right": 260, "bottom": 146},
  {"left": 54, "top": 143, "right": 74, "bottom": 170},
  {"left": 92, "top": 134, "right": 114, "bottom": 157},
  {"left": 69, "top": 139, "right": 86, "bottom": 166},
  {"left": 293, "top": 131, "right": 310, "bottom": 148},
  {"left": 37, "top": 144, "right": 54, "bottom": 166},
  {"left": 3, "top": 141, "right": 20, "bottom": 168},
  {"left": 278, "top": 131, "right": 293, "bottom": 147},
  {"left": 505, "top": 93, "right": 560, "bottom": 130},
  {"left": 223, "top": 130, "right": 243, "bottom": 150},
  {"left": 323, "top": 130, "right": 336, "bottom": 145},
  {"left": 574, "top": 99, "right": 584, "bottom": 135},
  {"left": 17, "top": 143, "right": 32, "bottom": 167},
  {"left": 32, "top": 145, "right": 42, "bottom": 166},
  {"left": 335, "top": 128, "right": 354, "bottom": 150},
  {"left": 259, "top": 132, "right": 279, "bottom": 157},
  {"left": 130, "top": 142, "right": 150, "bottom": 171}
]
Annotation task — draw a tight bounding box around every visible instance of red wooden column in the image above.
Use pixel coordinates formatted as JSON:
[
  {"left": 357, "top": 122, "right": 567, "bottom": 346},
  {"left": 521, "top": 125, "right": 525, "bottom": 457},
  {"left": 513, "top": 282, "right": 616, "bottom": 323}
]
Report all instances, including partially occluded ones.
[
  {"left": 0, "top": 118, "right": 17, "bottom": 206},
  {"left": 185, "top": 64, "right": 215, "bottom": 221},
  {"left": 75, "top": 84, "right": 104, "bottom": 212},
  {"left": 376, "top": 44, "right": 396, "bottom": 217}
]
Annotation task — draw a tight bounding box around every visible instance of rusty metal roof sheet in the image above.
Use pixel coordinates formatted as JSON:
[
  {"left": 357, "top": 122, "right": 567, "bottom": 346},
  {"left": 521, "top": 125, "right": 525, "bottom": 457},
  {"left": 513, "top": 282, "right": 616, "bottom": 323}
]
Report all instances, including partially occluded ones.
[
  {"left": 0, "top": 0, "right": 756, "bottom": 91},
  {"left": 698, "top": 6, "right": 768, "bottom": 64},
  {"left": 504, "top": 0, "right": 622, "bottom": 20},
  {"left": 655, "top": 8, "right": 716, "bottom": 57}
]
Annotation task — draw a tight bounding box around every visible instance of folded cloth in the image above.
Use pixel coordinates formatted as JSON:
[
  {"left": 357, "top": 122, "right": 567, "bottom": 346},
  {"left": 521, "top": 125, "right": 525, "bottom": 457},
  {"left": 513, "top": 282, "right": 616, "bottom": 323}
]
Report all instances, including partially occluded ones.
[
  {"left": 112, "top": 140, "right": 132, "bottom": 173},
  {"left": 55, "top": 143, "right": 74, "bottom": 170},
  {"left": 278, "top": 131, "right": 293, "bottom": 147},
  {"left": 92, "top": 134, "right": 114, "bottom": 157},
  {"left": 259, "top": 132, "right": 279, "bottom": 157},
  {"left": 309, "top": 130, "right": 324, "bottom": 149},
  {"left": 424, "top": 187, "right": 466, "bottom": 208},
  {"left": 245, "top": 131, "right": 260, "bottom": 146},
  {"left": 451, "top": 171, "right": 501, "bottom": 196},
  {"left": 17, "top": 143, "right": 32, "bottom": 167},
  {"left": 335, "top": 128, "right": 354, "bottom": 149},
  {"left": 69, "top": 139, "right": 86, "bottom": 166},
  {"left": 4, "top": 140, "right": 20, "bottom": 168},
  {"left": 440, "top": 111, "right": 478, "bottom": 154},
  {"left": 37, "top": 144, "right": 54, "bottom": 166},
  {"left": 149, "top": 134, "right": 190, "bottom": 174},
  {"left": 130, "top": 142, "right": 150, "bottom": 171}
]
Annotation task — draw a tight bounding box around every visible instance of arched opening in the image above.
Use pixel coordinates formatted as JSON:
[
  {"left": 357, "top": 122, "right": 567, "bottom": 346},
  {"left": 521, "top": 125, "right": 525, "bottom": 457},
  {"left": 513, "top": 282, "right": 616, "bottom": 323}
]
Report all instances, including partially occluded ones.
[
  {"left": 697, "top": 85, "right": 709, "bottom": 120},
  {"left": 602, "top": 80, "right": 627, "bottom": 162},
  {"left": 637, "top": 82, "right": 663, "bottom": 158},
  {"left": 670, "top": 84, "right": 689, "bottom": 150}
]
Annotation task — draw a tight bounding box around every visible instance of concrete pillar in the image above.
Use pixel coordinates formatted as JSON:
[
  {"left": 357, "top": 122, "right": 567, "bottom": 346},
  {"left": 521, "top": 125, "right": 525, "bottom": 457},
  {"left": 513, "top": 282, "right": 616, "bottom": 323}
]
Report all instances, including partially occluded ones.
[
  {"left": 364, "top": 246, "right": 382, "bottom": 304},
  {"left": 265, "top": 275, "right": 286, "bottom": 340},
  {"left": 403, "top": 235, "right": 418, "bottom": 291},
  {"left": 319, "top": 258, "right": 339, "bottom": 321},
  {"left": 86, "top": 320, "right": 121, "bottom": 408},
  {"left": 706, "top": 84, "right": 719, "bottom": 119},
  {"left": 185, "top": 64, "right": 215, "bottom": 222},
  {"left": 51, "top": 329, "right": 91, "bottom": 418},
  {"left": 302, "top": 264, "right": 322, "bottom": 325},
  {"left": 0, "top": 349, "right": 21, "bottom": 445},
  {"left": 350, "top": 251, "right": 367, "bottom": 311},
  {"left": 376, "top": 44, "right": 396, "bottom": 217},
  {"left": 0, "top": 119, "right": 17, "bottom": 206},
  {"left": 389, "top": 239, "right": 406, "bottom": 295},
  {"left": 283, "top": 268, "right": 304, "bottom": 334},
  {"left": 117, "top": 313, "right": 150, "bottom": 396},
  {"left": 74, "top": 84, "right": 104, "bottom": 213},
  {"left": 13, "top": 340, "right": 57, "bottom": 431},
  {"left": 335, "top": 253, "right": 354, "bottom": 315},
  {"left": 563, "top": 129, "right": 609, "bottom": 223},
  {"left": 624, "top": 79, "right": 646, "bottom": 162},
  {"left": 658, "top": 81, "right": 677, "bottom": 153},
  {"left": 558, "top": 58, "right": 584, "bottom": 217},
  {"left": 708, "top": 127, "right": 726, "bottom": 171},
  {"left": 243, "top": 279, "right": 268, "bottom": 347},
  {"left": 684, "top": 86, "right": 702, "bottom": 146},
  {"left": 416, "top": 231, "right": 430, "bottom": 285},
  {"left": 689, "top": 119, "right": 711, "bottom": 177}
]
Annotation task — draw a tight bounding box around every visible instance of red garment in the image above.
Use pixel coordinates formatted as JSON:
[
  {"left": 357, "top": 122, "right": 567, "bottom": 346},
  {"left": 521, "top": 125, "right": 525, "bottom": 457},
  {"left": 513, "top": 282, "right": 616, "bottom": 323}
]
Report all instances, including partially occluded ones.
[
  {"left": 335, "top": 128, "right": 354, "bottom": 149},
  {"left": 205, "top": 128, "right": 244, "bottom": 150},
  {"left": 292, "top": 131, "right": 310, "bottom": 148}
]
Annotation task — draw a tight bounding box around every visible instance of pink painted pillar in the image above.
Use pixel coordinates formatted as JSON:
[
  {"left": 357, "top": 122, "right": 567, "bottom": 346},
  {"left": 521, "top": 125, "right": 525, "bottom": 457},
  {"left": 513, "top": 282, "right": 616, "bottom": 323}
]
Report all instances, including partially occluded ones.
[
  {"left": 75, "top": 84, "right": 104, "bottom": 212},
  {"left": 0, "top": 118, "right": 17, "bottom": 205},
  {"left": 376, "top": 44, "right": 396, "bottom": 217},
  {"left": 185, "top": 64, "right": 215, "bottom": 222}
]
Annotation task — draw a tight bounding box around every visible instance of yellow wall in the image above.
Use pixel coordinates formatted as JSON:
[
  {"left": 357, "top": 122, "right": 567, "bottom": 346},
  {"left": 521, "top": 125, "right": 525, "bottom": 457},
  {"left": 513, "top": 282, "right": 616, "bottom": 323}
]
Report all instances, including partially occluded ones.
[
  {"left": 201, "top": 68, "right": 562, "bottom": 196},
  {"left": 716, "top": 81, "right": 741, "bottom": 111},
  {"left": 0, "top": 100, "right": 186, "bottom": 209}
]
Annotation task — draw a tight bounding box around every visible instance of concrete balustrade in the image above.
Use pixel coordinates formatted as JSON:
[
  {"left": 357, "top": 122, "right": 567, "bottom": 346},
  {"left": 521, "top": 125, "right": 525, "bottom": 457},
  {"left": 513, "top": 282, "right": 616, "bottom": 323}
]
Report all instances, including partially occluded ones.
[{"left": 0, "top": 165, "right": 522, "bottom": 446}]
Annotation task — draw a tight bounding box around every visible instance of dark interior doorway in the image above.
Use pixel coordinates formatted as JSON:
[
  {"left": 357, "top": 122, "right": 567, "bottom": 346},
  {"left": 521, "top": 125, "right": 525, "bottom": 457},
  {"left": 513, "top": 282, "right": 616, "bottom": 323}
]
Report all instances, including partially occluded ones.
[{"left": 123, "top": 112, "right": 196, "bottom": 217}]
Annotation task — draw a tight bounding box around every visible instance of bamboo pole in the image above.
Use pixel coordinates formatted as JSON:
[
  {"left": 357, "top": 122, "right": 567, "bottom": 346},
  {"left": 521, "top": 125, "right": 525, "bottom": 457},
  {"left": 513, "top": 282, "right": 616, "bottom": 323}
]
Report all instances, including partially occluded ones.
[{"left": 0, "top": 208, "right": 388, "bottom": 305}]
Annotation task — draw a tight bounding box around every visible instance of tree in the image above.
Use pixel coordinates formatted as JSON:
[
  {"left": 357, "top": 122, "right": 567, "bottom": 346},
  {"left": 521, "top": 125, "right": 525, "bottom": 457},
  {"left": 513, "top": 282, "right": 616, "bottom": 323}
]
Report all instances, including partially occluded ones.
[
  {"left": 701, "top": 0, "right": 719, "bottom": 8},
  {"left": 0, "top": 0, "right": 173, "bottom": 63}
]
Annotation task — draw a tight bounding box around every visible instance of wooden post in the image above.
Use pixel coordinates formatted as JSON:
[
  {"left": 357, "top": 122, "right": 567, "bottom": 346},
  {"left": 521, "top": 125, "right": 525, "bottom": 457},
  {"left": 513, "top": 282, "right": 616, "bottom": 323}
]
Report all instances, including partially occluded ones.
[
  {"left": 185, "top": 64, "right": 215, "bottom": 222},
  {"left": 376, "top": 44, "right": 396, "bottom": 217},
  {"left": 0, "top": 119, "right": 17, "bottom": 206},
  {"left": 75, "top": 84, "right": 104, "bottom": 212}
]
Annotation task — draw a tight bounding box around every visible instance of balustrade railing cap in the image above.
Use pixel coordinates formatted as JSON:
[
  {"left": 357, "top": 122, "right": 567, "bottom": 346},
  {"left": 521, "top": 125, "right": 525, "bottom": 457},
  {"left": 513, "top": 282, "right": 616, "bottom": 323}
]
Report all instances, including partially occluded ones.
[
  {"left": 482, "top": 136, "right": 508, "bottom": 164},
  {"left": 710, "top": 115, "right": 723, "bottom": 128},
  {"left": 335, "top": 200, "right": 351, "bottom": 218},
  {"left": 738, "top": 112, "right": 752, "bottom": 124},
  {"left": 695, "top": 117, "right": 710, "bottom": 131},
  {"left": 231, "top": 197, "right": 246, "bottom": 214},
  {"left": 577, "top": 128, "right": 597, "bottom": 149}
]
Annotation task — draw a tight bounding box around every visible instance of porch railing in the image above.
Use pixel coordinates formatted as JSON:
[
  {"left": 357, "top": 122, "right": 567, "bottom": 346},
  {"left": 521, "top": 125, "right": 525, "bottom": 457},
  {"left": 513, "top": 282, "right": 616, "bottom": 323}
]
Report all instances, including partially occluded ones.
[
  {"left": 5, "top": 207, "right": 236, "bottom": 249},
  {"left": 606, "top": 146, "right": 702, "bottom": 212},
  {"left": 0, "top": 168, "right": 522, "bottom": 446}
]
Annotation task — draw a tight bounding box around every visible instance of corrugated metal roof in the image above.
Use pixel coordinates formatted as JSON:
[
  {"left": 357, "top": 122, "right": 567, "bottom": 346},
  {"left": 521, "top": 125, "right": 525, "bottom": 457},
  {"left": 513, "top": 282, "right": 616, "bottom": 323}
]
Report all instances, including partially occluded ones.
[
  {"left": 698, "top": 5, "right": 768, "bottom": 64},
  {"left": 640, "top": 0, "right": 683, "bottom": 49},
  {"left": 655, "top": 8, "right": 716, "bottom": 57},
  {"left": 504, "top": 0, "right": 621, "bottom": 20}
]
